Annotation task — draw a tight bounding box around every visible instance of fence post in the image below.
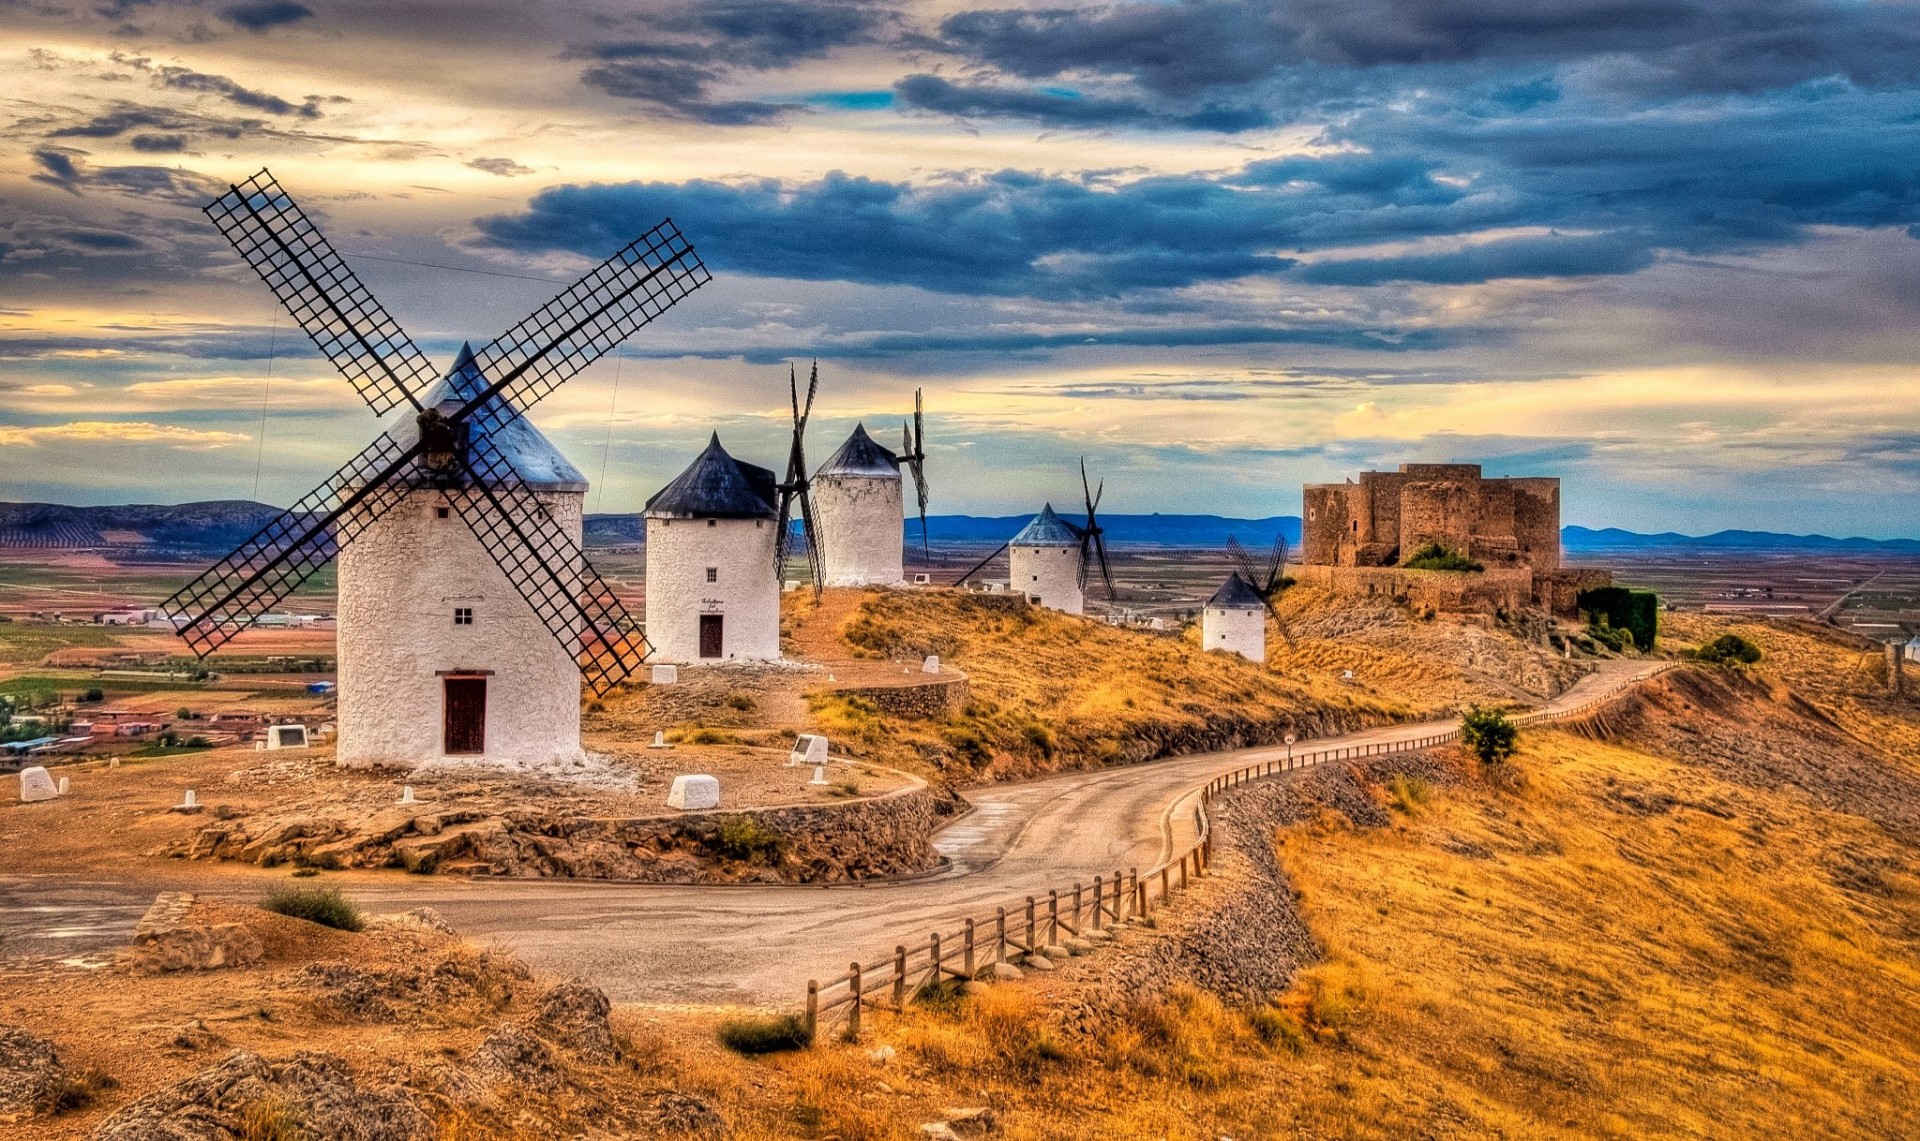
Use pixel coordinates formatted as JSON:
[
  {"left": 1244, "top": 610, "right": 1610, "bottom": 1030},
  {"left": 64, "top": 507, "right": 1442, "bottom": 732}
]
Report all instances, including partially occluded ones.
[
  {"left": 1048, "top": 889, "right": 1060, "bottom": 946},
  {"left": 1132, "top": 866, "right": 1145, "bottom": 917},
  {"left": 931, "top": 931, "right": 943, "bottom": 981},
  {"left": 1115, "top": 869, "right": 1126, "bottom": 920},
  {"left": 1160, "top": 865, "right": 1170, "bottom": 904},
  {"left": 964, "top": 919, "right": 976, "bottom": 977},
  {"left": 1092, "top": 875, "right": 1104, "bottom": 929},
  {"left": 1074, "top": 882, "right": 1084, "bottom": 931},
  {"left": 995, "top": 907, "right": 1008, "bottom": 963},
  {"left": 1025, "top": 897, "right": 1037, "bottom": 951},
  {"left": 847, "top": 962, "right": 863, "bottom": 1041},
  {"left": 894, "top": 945, "right": 907, "bottom": 1010},
  {"left": 805, "top": 980, "right": 818, "bottom": 1042}
]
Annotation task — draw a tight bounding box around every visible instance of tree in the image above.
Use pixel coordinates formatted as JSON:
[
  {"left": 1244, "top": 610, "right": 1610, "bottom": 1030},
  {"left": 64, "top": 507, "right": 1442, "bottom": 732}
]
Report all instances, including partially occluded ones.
[{"left": 1461, "top": 705, "right": 1517, "bottom": 765}]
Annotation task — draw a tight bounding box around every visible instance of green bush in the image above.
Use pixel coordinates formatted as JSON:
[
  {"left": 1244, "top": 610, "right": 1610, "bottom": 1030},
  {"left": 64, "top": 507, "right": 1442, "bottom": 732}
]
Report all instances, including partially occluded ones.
[
  {"left": 1578, "top": 586, "right": 1659, "bottom": 651},
  {"left": 262, "top": 885, "right": 363, "bottom": 931},
  {"left": 81, "top": 688, "right": 104, "bottom": 703},
  {"left": 1402, "top": 542, "right": 1483, "bottom": 572},
  {"left": 1460, "top": 705, "right": 1518, "bottom": 766},
  {"left": 716, "top": 1013, "right": 812, "bottom": 1054},
  {"left": 1688, "top": 632, "right": 1762, "bottom": 665},
  {"left": 715, "top": 815, "right": 785, "bottom": 863},
  {"left": 1021, "top": 720, "right": 1057, "bottom": 759},
  {"left": 943, "top": 724, "right": 993, "bottom": 769}
]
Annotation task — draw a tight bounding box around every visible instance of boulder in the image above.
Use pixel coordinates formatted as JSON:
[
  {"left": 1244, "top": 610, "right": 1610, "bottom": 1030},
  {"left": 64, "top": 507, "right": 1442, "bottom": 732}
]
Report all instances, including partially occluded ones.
[
  {"left": 90, "top": 1049, "right": 430, "bottom": 1141},
  {"left": 666, "top": 774, "right": 720, "bottom": 811},
  {"left": 470, "top": 1026, "right": 562, "bottom": 1093},
  {"left": 0, "top": 1024, "right": 66, "bottom": 1122},
  {"left": 530, "top": 980, "right": 617, "bottom": 1064},
  {"left": 973, "top": 961, "right": 1023, "bottom": 983}
]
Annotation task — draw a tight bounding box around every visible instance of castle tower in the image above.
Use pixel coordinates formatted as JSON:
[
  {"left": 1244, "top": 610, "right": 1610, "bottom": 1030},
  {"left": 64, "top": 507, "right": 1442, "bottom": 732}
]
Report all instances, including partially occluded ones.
[
  {"left": 1008, "top": 504, "right": 1084, "bottom": 614},
  {"left": 644, "top": 434, "right": 781, "bottom": 663},
  {"left": 337, "top": 344, "right": 585, "bottom": 769},
  {"left": 813, "top": 424, "right": 904, "bottom": 587},
  {"left": 1202, "top": 573, "right": 1266, "bottom": 662}
]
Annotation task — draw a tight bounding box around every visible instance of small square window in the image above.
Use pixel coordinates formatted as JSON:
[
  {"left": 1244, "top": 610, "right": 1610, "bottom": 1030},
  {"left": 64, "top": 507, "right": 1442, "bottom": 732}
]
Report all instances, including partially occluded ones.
[
  {"left": 708, "top": 519, "right": 717, "bottom": 528},
  {"left": 705, "top": 567, "right": 718, "bottom": 583},
  {"left": 453, "top": 607, "right": 473, "bottom": 626},
  {"left": 435, "top": 506, "right": 450, "bottom": 519}
]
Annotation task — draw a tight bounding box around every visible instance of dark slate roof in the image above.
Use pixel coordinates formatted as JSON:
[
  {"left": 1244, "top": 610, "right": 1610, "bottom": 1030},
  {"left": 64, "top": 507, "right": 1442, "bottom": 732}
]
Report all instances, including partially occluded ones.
[
  {"left": 644, "top": 433, "right": 778, "bottom": 519},
  {"left": 1207, "top": 573, "right": 1266, "bottom": 609},
  {"left": 381, "top": 342, "right": 588, "bottom": 491},
  {"left": 815, "top": 423, "right": 900, "bottom": 478},
  {"left": 1012, "top": 503, "right": 1082, "bottom": 546}
]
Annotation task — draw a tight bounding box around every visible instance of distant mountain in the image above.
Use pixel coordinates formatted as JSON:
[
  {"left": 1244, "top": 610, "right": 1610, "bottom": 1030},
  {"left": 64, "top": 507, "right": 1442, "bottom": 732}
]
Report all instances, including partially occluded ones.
[
  {"left": 2, "top": 501, "right": 1915, "bottom": 556},
  {"left": 1562, "top": 526, "right": 1920, "bottom": 554}
]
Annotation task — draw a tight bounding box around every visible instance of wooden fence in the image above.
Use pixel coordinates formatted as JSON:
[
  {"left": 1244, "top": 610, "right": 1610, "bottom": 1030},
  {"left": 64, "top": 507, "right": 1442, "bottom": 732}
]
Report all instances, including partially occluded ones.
[{"left": 803, "top": 663, "right": 1675, "bottom": 1040}]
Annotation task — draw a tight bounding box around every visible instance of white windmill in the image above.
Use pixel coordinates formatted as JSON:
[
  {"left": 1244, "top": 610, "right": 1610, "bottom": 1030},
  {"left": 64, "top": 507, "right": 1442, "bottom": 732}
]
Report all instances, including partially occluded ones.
[
  {"left": 955, "top": 461, "right": 1115, "bottom": 615},
  {"left": 813, "top": 387, "right": 930, "bottom": 587},
  {"left": 1204, "top": 534, "right": 1298, "bottom": 662},
  {"left": 164, "top": 170, "right": 708, "bottom": 768},
  {"left": 643, "top": 434, "right": 781, "bottom": 663}
]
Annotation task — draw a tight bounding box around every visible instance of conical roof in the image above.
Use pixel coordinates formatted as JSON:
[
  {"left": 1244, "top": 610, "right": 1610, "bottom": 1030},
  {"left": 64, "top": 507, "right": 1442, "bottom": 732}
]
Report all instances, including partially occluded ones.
[
  {"left": 644, "top": 433, "right": 778, "bottom": 519},
  {"left": 1012, "top": 503, "right": 1081, "bottom": 547},
  {"left": 380, "top": 342, "right": 587, "bottom": 491},
  {"left": 1207, "top": 572, "right": 1265, "bottom": 609},
  {"left": 816, "top": 423, "right": 900, "bottom": 479}
]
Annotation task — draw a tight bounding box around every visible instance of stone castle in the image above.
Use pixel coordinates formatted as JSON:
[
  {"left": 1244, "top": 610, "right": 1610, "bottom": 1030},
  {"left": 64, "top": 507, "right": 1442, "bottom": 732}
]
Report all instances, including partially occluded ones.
[{"left": 1298, "top": 463, "right": 1607, "bottom": 617}]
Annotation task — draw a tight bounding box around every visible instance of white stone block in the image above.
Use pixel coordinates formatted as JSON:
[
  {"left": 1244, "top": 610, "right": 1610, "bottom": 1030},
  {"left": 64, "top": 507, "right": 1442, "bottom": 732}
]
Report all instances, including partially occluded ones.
[
  {"left": 649, "top": 730, "right": 671, "bottom": 749},
  {"left": 651, "top": 664, "right": 679, "bottom": 685},
  {"left": 922, "top": 655, "right": 940, "bottom": 674},
  {"left": 18, "top": 766, "right": 56, "bottom": 803},
  {"left": 809, "top": 763, "right": 829, "bottom": 786},
  {"left": 666, "top": 773, "right": 720, "bottom": 810},
  {"left": 788, "top": 733, "right": 829, "bottom": 767},
  {"left": 56, "top": 776, "right": 69, "bottom": 796}
]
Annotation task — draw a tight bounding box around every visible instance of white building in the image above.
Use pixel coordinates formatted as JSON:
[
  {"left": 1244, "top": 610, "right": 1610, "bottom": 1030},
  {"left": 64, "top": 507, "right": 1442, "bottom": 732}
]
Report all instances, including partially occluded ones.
[
  {"left": 1202, "top": 573, "right": 1267, "bottom": 662},
  {"left": 644, "top": 434, "right": 781, "bottom": 663},
  {"left": 1906, "top": 634, "right": 1920, "bottom": 663},
  {"left": 1008, "top": 504, "right": 1084, "bottom": 614},
  {"left": 336, "top": 344, "right": 586, "bottom": 769},
  {"left": 813, "top": 424, "right": 905, "bottom": 587}
]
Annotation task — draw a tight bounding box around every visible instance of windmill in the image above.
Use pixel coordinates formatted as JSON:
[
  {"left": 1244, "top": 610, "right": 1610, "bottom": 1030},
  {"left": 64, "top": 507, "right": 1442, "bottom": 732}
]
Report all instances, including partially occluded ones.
[
  {"left": 774, "top": 362, "right": 825, "bottom": 597},
  {"left": 955, "top": 459, "right": 1114, "bottom": 615},
  {"left": 163, "top": 169, "right": 709, "bottom": 765},
  {"left": 1225, "top": 533, "right": 1298, "bottom": 649},
  {"left": 814, "top": 385, "right": 930, "bottom": 586},
  {"left": 899, "top": 388, "right": 931, "bottom": 563}
]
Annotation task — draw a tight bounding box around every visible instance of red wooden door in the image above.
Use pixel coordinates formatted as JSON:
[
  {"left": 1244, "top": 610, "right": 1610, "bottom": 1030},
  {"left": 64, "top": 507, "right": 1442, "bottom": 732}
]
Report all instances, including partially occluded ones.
[
  {"left": 443, "top": 677, "right": 486, "bottom": 755},
  {"left": 698, "top": 614, "right": 724, "bottom": 659}
]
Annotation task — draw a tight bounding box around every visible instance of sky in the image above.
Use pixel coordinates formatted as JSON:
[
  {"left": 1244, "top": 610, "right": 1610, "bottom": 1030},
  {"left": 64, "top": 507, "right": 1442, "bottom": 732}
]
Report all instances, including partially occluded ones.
[{"left": 2, "top": 0, "right": 1918, "bottom": 536}]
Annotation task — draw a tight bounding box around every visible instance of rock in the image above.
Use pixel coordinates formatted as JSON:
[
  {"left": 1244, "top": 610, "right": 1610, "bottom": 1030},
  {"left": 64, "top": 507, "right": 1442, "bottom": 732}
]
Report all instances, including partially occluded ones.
[
  {"left": 1081, "top": 929, "right": 1113, "bottom": 944},
  {"left": 973, "top": 961, "right": 1022, "bottom": 983},
  {"left": 0, "top": 1024, "right": 66, "bottom": 1122},
  {"left": 530, "top": 980, "right": 617, "bottom": 1064},
  {"left": 921, "top": 1124, "right": 960, "bottom": 1139},
  {"left": 651, "top": 664, "right": 679, "bottom": 685},
  {"left": 943, "top": 1106, "right": 996, "bottom": 1134},
  {"left": 1021, "top": 953, "right": 1057, "bottom": 971},
  {"left": 90, "top": 1048, "right": 430, "bottom": 1141},
  {"left": 961, "top": 981, "right": 991, "bottom": 997},
  {"left": 16, "top": 767, "right": 56, "bottom": 804},
  {"left": 368, "top": 908, "right": 456, "bottom": 936},
  {"left": 1060, "top": 938, "right": 1091, "bottom": 956},
  {"left": 131, "top": 921, "right": 264, "bottom": 974},
  {"left": 640, "top": 1086, "right": 723, "bottom": 1136},
  {"left": 470, "top": 1026, "right": 563, "bottom": 1093},
  {"left": 666, "top": 774, "right": 720, "bottom": 811}
]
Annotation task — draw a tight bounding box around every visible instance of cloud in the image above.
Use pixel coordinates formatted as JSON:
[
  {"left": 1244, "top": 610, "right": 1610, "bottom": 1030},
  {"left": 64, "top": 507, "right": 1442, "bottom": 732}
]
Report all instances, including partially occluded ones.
[
  {"left": 893, "top": 74, "right": 1273, "bottom": 132},
  {"left": 220, "top": 1, "right": 313, "bottom": 31},
  {"left": 467, "top": 156, "right": 534, "bottom": 177},
  {"left": 150, "top": 64, "right": 324, "bottom": 118},
  {"left": 21, "top": 149, "right": 225, "bottom": 203},
  {"left": 0, "top": 421, "right": 251, "bottom": 449}
]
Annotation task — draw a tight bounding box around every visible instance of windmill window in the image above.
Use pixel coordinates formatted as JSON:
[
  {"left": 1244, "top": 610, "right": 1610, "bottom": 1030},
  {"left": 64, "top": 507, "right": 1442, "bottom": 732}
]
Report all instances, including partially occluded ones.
[
  {"left": 708, "top": 519, "right": 717, "bottom": 528},
  {"left": 453, "top": 607, "right": 473, "bottom": 626},
  {"left": 705, "top": 567, "right": 718, "bottom": 583},
  {"left": 436, "top": 506, "right": 450, "bottom": 519}
]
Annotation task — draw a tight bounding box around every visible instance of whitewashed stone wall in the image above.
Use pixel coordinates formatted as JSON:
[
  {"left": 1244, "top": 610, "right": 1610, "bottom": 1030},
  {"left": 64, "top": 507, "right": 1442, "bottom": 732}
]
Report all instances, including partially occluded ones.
[
  {"left": 644, "top": 515, "right": 780, "bottom": 662},
  {"left": 1203, "top": 604, "right": 1266, "bottom": 662},
  {"left": 1009, "top": 543, "right": 1084, "bottom": 614},
  {"left": 814, "top": 473, "right": 904, "bottom": 586},
  {"left": 337, "top": 493, "right": 584, "bottom": 769}
]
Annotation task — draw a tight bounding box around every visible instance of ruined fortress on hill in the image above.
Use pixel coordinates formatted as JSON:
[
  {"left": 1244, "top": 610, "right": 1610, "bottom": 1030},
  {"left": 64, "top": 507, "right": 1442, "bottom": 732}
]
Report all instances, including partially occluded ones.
[{"left": 1299, "top": 463, "right": 1609, "bottom": 618}]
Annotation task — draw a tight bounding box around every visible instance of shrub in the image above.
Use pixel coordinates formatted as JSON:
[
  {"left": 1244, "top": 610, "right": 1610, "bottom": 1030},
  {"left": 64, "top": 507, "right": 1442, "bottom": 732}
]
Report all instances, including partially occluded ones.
[
  {"left": 1021, "top": 720, "right": 1056, "bottom": 759},
  {"left": 715, "top": 815, "right": 785, "bottom": 863},
  {"left": 1689, "top": 632, "right": 1762, "bottom": 665},
  {"left": 716, "top": 1013, "right": 811, "bottom": 1054},
  {"left": 1460, "top": 705, "right": 1518, "bottom": 765},
  {"left": 1248, "top": 1004, "right": 1307, "bottom": 1054},
  {"left": 942, "top": 724, "right": 993, "bottom": 769},
  {"left": 81, "top": 688, "right": 104, "bottom": 703},
  {"left": 1578, "top": 586, "right": 1659, "bottom": 651},
  {"left": 262, "top": 885, "right": 363, "bottom": 931},
  {"left": 239, "top": 1096, "right": 305, "bottom": 1141},
  {"left": 52, "top": 1069, "right": 118, "bottom": 1114},
  {"left": 1402, "top": 542, "right": 1483, "bottom": 572},
  {"left": 725, "top": 693, "right": 756, "bottom": 712},
  {"left": 1387, "top": 773, "right": 1431, "bottom": 813}
]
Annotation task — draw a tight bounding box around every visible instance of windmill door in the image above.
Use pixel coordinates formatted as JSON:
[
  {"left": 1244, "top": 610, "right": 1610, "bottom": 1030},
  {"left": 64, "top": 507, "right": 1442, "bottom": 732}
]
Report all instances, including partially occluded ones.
[
  {"left": 699, "top": 614, "right": 724, "bottom": 659},
  {"left": 443, "top": 677, "right": 486, "bottom": 755}
]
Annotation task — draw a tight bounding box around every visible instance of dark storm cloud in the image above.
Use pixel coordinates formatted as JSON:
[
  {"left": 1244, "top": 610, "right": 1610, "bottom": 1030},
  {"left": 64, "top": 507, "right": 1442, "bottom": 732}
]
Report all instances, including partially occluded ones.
[
  {"left": 893, "top": 74, "right": 1273, "bottom": 132},
  {"left": 23, "top": 148, "right": 224, "bottom": 203},
  {"left": 42, "top": 101, "right": 259, "bottom": 142},
  {"left": 151, "top": 65, "right": 324, "bottom": 117},
  {"left": 219, "top": 0, "right": 311, "bottom": 31},
  {"left": 575, "top": 0, "right": 896, "bottom": 123}
]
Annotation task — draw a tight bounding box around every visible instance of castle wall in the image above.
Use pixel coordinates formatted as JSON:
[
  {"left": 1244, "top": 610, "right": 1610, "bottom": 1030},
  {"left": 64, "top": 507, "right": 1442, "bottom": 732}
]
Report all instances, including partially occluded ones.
[
  {"left": 814, "top": 473, "right": 904, "bottom": 587},
  {"left": 1399, "top": 479, "right": 1475, "bottom": 557},
  {"left": 1295, "top": 564, "right": 1535, "bottom": 616},
  {"left": 1009, "top": 543, "right": 1083, "bottom": 614},
  {"left": 643, "top": 514, "right": 780, "bottom": 662},
  {"left": 1303, "top": 463, "right": 1563, "bottom": 576},
  {"left": 1510, "top": 478, "right": 1562, "bottom": 572},
  {"left": 1203, "top": 604, "right": 1266, "bottom": 662},
  {"left": 1301, "top": 484, "right": 1354, "bottom": 566},
  {"left": 337, "top": 492, "right": 583, "bottom": 769}
]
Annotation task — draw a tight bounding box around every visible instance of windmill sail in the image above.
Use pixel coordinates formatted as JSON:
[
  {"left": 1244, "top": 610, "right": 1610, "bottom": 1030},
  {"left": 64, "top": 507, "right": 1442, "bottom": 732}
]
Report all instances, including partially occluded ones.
[
  {"left": 775, "top": 362, "right": 825, "bottom": 593},
  {"left": 1078, "top": 459, "right": 1116, "bottom": 600},
  {"left": 1227, "top": 533, "right": 1298, "bottom": 649},
  {"left": 900, "top": 387, "right": 930, "bottom": 563}
]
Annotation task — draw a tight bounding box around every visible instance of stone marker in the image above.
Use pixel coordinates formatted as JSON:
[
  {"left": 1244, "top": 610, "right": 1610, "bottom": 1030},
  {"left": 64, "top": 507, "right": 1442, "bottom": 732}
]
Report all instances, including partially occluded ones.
[
  {"left": 56, "top": 776, "right": 69, "bottom": 796},
  {"left": 17, "top": 766, "right": 57, "bottom": 803},
  {"left": 809, "top": 763, "right": 830, "bottom": 786},
  {"left": 172, "top": 789, "right": 201, "bottom": 813},
  {"left": 109, "top": 757, "right": 120, "bottom": 769},
  {"left": 788, "top": 733, "right": 829, "bottom": 768},
  {"left": 666, "top": 774, "right": 720, "bottom": 810},
  {"left": 651, "top": 664, "right": 678, "bottom": 685},
  {"left": 398, "top": 785, "right": 416, "bottom": 805},
  {"left": 649, "top": 730, "right": 671, "bottom": 749},
  {"left": 922, "top": 655, "right": 940, "bottom": 674}
]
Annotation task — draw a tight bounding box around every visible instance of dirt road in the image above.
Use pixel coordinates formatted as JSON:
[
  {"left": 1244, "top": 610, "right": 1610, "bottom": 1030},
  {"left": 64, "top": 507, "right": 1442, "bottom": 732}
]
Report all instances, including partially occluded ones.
[{"left": 0, "top": 660, "right": 1657, "bottom": 1009}]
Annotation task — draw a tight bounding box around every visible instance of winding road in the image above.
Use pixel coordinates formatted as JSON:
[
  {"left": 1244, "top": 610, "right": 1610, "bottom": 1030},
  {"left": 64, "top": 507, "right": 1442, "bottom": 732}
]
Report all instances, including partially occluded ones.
[{"left": 0, "top": 659, "right": 1658, "bottom": 1009}]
